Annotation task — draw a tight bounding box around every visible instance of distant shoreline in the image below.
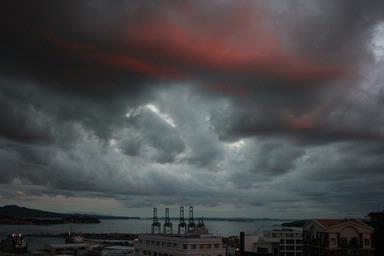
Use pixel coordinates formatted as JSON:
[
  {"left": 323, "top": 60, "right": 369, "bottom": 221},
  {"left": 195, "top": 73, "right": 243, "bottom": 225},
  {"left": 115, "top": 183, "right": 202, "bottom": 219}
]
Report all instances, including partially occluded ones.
[
  {"left": 0, "top": 216, "right": 291, "bottom": 226},
  {"left": 24, "top": 232, "right": 138, "bottom": 240},
  {"left": 0, "top": 215, "right": 101, "bottom": 225},
  {"left": 142, "top": 217, "right": 292, "bottom": 222},
  {"left": 0, "top": 205, "right": 295, "bottom": 225}
]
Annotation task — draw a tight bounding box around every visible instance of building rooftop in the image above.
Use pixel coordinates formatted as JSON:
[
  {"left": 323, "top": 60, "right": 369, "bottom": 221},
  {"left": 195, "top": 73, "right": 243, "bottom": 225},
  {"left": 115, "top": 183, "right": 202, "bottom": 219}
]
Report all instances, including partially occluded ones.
[
  {"left": 314, "top": 219, "right": 369, "bottom": 229},
  {"left": 104, "top": 245, "right": 134, "bottom": 250},
  {"left": 139, "top": 233, "right": 220, "bottom": 239}
]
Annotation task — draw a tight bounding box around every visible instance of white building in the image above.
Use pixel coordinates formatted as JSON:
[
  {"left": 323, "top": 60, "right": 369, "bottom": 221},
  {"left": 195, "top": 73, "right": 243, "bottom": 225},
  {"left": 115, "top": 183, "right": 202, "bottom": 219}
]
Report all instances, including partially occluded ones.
[
  {"left": 134, "top": 233, "right": 226, "bottom": 256},
  {"left": 135, "top": 207, "right": 226, "bottom": 256},
  {"left": 268, "top": 229, "right": 303, "bottom": 256},
  {"left": 242, "top": 233, "right": 280, "bottom": 255}
]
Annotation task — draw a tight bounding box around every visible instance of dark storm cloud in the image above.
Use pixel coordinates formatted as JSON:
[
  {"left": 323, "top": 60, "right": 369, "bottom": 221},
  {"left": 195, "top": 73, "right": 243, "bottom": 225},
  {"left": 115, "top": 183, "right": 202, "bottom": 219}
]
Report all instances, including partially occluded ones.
[
  {"left": 266, "top": 0, "right": 384, "bottom": 59},
  {"left": 0, "top": 1, "right": 347, "bottom": 92},
  {"left": 1, "top": 0, "right": 384, "bottom": 217},
  {"left": 204, "top": 0, "right": 384, "bottom": 144}
]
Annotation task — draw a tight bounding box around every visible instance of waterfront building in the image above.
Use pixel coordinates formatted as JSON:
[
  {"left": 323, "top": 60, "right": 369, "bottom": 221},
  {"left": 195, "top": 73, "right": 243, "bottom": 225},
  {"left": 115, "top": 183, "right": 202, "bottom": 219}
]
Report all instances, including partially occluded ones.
[
  {"left": 134, "top": 207, "right": 226, "bottom": 256},
  {"left": 238, "top": 229, "right": 302, "bottom": 256},
  {"left": 303, "top": 219, "right": 374, "bottom": 256},
  {"left": 134, "top": 233, "right": 226, "bottom": 256},
  {"left": 239, "top": 232, "right": 280, "bottom": 256},
  {"left": 269, "top": 229, "right": 303, "bottom": 256}
]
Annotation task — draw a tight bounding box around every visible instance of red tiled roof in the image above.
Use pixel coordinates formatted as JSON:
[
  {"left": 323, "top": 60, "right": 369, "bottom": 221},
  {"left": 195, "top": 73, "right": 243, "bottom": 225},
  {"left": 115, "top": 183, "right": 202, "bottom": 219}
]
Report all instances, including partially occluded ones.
[{"left": 314, "top": 219, "right": 363, "bottom": 228}]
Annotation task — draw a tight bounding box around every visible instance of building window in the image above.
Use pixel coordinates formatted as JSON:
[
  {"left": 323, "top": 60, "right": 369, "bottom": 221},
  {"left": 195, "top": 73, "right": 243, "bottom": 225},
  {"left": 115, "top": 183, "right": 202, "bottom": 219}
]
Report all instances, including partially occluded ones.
[
  {"left": 364, "top": 238, "right": 370, "bottom": 246},
  {"left": 214, "top": 244, "right": 220, "bottom": 248},
  {"left": 330, "top": 238, "right": 336, "bottom": 246},
  {"left": 191, "top": 244, "right": 197, "bottom": 249},
  {"left": 183, "top": 244, "right": 188, "bottom": 249},
  {"left": 350, "top": 237, "right": 358, "bottom": 246},
  {"left": 286, "top": 239, "right": 294, "bottom": 244},
  {"left": 340, "top": 238, "right": 347, "bottom": 246},
  {"left": 200, "top": 244, "right": 212, "bottom": 249}
]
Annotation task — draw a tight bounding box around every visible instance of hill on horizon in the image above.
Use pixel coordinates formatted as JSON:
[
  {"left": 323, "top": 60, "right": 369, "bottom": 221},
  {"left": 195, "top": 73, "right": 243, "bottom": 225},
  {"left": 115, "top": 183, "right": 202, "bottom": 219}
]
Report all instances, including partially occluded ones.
[
  {"left": 0, "top": 205, "right": 139, "bottom": 220},
  {"left": 0, "top": 205, "right": 66, "bottom": 218}
]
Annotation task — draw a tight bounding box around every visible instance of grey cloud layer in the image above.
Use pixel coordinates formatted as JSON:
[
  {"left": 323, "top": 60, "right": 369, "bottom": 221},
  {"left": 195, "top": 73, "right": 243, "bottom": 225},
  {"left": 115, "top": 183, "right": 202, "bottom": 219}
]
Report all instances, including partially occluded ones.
[{"left": 0, "top": 0, "right": 384, "bottom": 217}]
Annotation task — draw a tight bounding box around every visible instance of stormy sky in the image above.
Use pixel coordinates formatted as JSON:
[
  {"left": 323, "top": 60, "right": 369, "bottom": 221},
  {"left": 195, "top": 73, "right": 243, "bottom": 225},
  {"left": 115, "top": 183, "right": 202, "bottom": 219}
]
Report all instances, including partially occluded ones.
[{"left": 1, "top": 0, "right": 384, "bottom": 218}]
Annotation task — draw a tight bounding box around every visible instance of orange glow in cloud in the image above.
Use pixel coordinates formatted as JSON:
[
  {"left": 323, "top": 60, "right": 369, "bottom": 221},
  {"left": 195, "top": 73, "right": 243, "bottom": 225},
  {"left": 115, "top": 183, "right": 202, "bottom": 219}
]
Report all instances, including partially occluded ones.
[{"left": 45, "top": 1, "right": 349, "bottom": 89}]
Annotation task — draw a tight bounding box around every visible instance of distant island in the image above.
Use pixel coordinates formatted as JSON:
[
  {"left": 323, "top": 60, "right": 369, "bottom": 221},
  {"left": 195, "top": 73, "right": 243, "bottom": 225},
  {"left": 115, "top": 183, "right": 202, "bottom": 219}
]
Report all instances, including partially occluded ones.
[
  {"left": 281, "top": 220, "right": 310, "bottom": 227},
  {"left": 0, "top": 205, "right": 139, "bottom": 225}
]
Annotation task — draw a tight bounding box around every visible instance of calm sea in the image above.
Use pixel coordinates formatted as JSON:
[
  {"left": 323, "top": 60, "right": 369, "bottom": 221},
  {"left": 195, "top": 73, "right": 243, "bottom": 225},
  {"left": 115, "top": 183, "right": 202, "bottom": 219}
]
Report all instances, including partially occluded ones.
[
  {"left": 0, "top": 219, "right": 285, "bottom": 250},
  {"left": 0, "top": 219, "right": 284, "bottom": 237}
]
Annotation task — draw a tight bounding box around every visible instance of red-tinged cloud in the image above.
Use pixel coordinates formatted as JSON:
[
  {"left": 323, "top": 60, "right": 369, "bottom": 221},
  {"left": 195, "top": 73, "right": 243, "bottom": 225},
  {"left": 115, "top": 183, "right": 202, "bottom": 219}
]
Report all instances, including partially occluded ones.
[
  {"left": 44, "top": 31, "right": 182, "bottom": 79},
  {"left": 284, "top": 106, "right": 384, "bottom": 143},
  {"left": 44, "top": 1, "right": 349, "bottom": 90}
]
